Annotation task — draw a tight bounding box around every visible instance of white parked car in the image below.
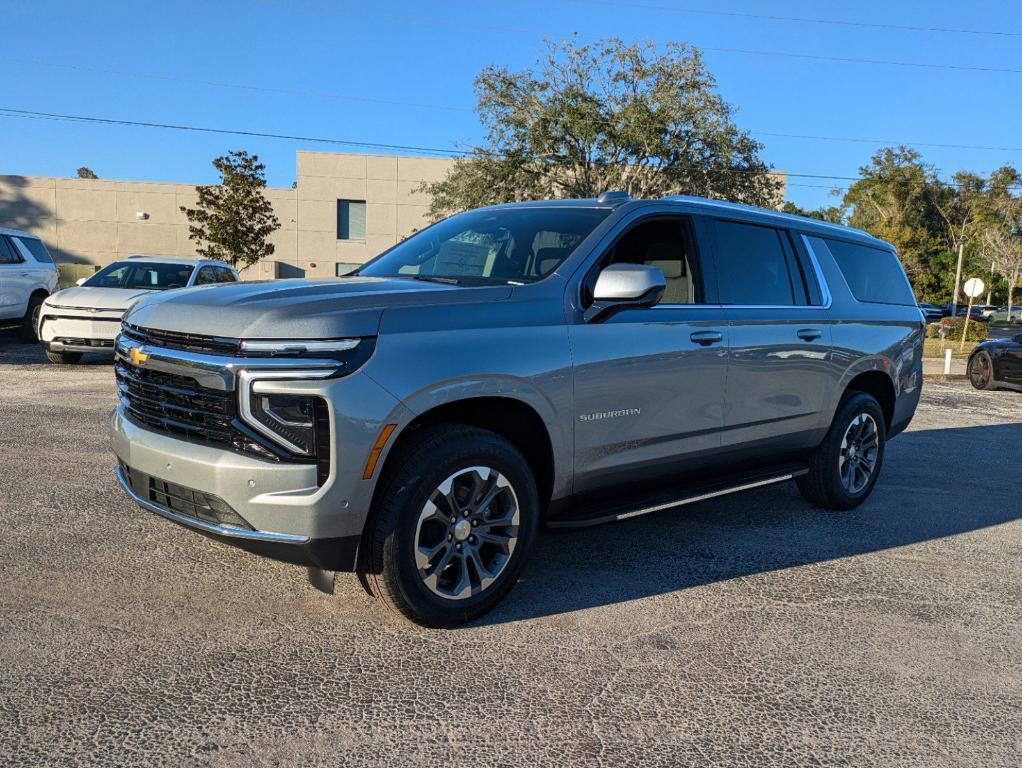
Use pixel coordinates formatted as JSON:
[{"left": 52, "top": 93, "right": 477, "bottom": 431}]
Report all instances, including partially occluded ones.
[
  {"left": 990, "top": 305, "right": 1022, "bottom": 324},
  {"left": 39, "top": 256, "right": 238, "bottom": 364},
  {"left": 0, "top": 228, "right": 59, "bottom": 342}
]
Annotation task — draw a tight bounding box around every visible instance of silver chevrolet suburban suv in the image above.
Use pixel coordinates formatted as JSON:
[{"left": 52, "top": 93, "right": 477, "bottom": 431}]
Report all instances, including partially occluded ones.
[{"left": 110, "top": 193, "right": 923, "bottom": 626}]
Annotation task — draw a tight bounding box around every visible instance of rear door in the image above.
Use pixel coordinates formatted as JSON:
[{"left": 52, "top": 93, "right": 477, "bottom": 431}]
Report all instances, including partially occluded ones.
[
  {"left": 710, "top": 218, "right": 835, "bottom": 452},
  {"left": 0, "top": 236, "right": 30, "bottom": 320},
  {"left": 570, "top": 212, "right": 728, "bottom": 491}
]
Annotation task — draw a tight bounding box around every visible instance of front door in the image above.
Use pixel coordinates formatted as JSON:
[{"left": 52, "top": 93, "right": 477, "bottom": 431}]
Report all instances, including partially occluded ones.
[{"left": 570, "top": 215, "right": 728, "bottom": 492}]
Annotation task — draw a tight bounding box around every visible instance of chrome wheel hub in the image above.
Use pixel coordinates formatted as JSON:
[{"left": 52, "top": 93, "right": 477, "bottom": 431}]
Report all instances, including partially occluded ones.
[
  {"left": 839, "top": 413, "right": 880, "bottom": 495},
  {"left": 413, "top": 466, "right": 520, "bottom": 601}
]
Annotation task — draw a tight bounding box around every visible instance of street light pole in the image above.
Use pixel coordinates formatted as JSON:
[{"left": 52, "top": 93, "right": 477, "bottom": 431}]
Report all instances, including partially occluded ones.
[{"left": 951, "top": 238, "right": 965, "bottom": 316}]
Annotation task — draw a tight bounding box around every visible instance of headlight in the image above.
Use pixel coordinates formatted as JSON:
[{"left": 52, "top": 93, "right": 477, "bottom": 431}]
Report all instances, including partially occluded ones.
[
  {"left": 235, "top": 338, "right": 373, "bottom": 456},
  {"left": 238, "top": 370, "right": 333, "bottom": 457},
  {"left": 240, "top": 338, "right": 361, "bottom": 358}
]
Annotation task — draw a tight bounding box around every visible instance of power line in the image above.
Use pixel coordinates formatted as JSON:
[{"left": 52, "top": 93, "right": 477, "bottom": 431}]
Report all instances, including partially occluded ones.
[
  {"left": 752, "top": 131, "right": 1022, "bottom": 153},
  {"left": 9, "top": 56, "right": 1022, "bottom": 155},
  {"left": 0, "top": 57, "right": 471, "bottom": 114},
  {"left": 570, "top": 0, "right": 1022, "bottom": 38},
  {"left": 1, "top": 107, "right": 1018, "bottom": 191},
  {"left": 254, "top": 0, "right": 1022, "bottom": 75},
  {"left": 0, "top": 107, "right": 471, "bottom": 157},
  {"left": 700, "top": 45, "right": 1022, "bottom": 76}
]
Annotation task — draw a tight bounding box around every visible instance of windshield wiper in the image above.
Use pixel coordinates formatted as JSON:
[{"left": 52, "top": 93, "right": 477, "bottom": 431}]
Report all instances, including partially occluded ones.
[{"left": 405, "top": 275, "right": 462, "bottom": 285}]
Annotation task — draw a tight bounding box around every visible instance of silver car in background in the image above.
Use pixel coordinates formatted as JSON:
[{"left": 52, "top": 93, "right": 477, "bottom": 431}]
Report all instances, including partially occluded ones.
[{"left": 110, "top": 194, "right": 923, "bottom": 626}]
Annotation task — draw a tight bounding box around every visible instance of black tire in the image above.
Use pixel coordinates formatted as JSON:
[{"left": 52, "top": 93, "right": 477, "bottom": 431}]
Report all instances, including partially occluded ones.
[
  {"left": 44, "top": 349, "right": 83, "bottom": 365},
  {"left": 361, "top": 424, "right": 539, "bottom": 628},
  {"left": 17, "top": 294, "right": 45, "bottom": 343},
  {"left": 968, "top": 350, "right": 998, "bottom": 391},
  {"left": 797, "top": 392, "right": 886, "bottom": 511}
]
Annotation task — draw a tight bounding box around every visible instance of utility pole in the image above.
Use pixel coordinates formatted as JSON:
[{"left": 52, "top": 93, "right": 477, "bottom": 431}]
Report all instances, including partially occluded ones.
[
  {"left": 951, "top": 237, "right": 965, "bottom": 316},
  {"left": 987, "top": 258, "right": 995, "bottom": 306}
]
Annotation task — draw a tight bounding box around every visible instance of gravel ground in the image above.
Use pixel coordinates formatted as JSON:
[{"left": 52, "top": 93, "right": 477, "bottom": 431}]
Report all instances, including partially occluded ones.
[{"left": 1, "top": 338, "right": 1021, "bottom": 767}]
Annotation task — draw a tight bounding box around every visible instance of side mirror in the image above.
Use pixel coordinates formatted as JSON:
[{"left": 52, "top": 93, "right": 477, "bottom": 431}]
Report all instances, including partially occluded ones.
[
  {"left": 75, "top": 277, "right": 87, "bottom": 286},
  {"left": 585, "top": 264, "right": 666, "bottom": 322}
]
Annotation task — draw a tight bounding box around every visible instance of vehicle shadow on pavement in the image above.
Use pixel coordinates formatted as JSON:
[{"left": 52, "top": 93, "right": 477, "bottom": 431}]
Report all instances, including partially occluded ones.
[
  {"left": 0, "top": 334, "right": 112, "bottom": 366},
  {"left": 481, "top": 421, "right": 1022, "bottom": 625}
]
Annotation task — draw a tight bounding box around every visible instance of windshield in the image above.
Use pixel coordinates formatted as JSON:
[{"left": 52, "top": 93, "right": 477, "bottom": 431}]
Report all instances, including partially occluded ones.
[
  {"left": 358, "top": 207, "right": 611, "bottom": 284},
  {"left": 83, "top": 261, "right": 195, "bottom": 290}
]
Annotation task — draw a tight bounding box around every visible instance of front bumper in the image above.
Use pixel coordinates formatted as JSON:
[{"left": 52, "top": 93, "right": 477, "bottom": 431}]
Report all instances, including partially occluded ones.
[
  {"left": 108, "top": 338, "right": 411, "bottom": 571},
  {"left": 39, "top": 306, "right": 123, "bottom": 353},
  {"left": 114, "top": 463, "right": 359, "bottom": 570}
]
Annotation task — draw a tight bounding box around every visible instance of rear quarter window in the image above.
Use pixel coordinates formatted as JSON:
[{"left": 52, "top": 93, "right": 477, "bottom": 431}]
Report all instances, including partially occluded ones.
[
  {"left": 809, "top": 236, "right": 915, "bottom": 306},
  {"left": 14, "top": 236, "right": 54, "bottom": 264}
]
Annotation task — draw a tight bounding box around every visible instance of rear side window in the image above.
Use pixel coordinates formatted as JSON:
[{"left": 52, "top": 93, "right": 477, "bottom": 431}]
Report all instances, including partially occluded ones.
[
  {"left": 15, "top": 237, "right": 53, "bottom": 264},
  {"left": 810, "top": 237, "right": 915, "bottom": 306},
  {"left": 712, "top": 220, "right": 797, "bottom": 306}
]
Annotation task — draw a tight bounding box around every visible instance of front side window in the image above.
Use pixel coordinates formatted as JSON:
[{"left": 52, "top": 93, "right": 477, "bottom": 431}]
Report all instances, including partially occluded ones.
[
  {"left": 83, "top": 261, "right": 194, "bottom": 290},
  {"left": 359, "top": 207, "right": 611, "bottom": 284},
  {"left": 713, "top": 220, "right": 797, "bottom": 306},
  {"left": 0, "top": 237, "right": 23, "bottom": 265},
  {"left": 592, "top": 217, "right": 706, "bottom": 305},
  {"left": 337, "top": 199, "right": 367, "bottom": 241},
  {"left": 195, "top": 266, "right": 218, "bottom": 285},
  {"left": 810, "top": 237, "right": 916, "bottom": 306}
]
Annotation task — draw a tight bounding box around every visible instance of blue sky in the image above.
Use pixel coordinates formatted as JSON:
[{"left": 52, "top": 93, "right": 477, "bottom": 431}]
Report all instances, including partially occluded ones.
[{"left": 2, "top": 0, "right": 1020, "bottom": 209}]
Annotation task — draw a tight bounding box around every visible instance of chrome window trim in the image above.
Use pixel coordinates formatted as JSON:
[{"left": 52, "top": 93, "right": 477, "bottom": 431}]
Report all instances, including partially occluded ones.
[
  {"left": 650, "top": 232, "right": 832, "bottom": 311},
  {"left": 115, "top": 466, "right": 310, "bottom": 544},
  {"left": 237, "top": 369, "right": 335, "bottom": 455}
]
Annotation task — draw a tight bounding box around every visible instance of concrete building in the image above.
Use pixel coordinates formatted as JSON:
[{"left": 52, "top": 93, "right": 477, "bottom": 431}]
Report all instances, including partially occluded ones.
[{"left": 0, "top": 151, "right": 786, "bottom": 279}]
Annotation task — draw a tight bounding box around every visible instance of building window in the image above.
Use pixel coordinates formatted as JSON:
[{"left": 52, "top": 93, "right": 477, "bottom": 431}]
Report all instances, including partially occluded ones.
[{"left": 337, "top": 200, "right": 366, "bottom": 241}]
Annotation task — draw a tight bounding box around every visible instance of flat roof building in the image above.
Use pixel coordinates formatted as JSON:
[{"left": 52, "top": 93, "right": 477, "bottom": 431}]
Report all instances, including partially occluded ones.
[{"left": 0, "top": 151, "right": 786, "bottom": 279}]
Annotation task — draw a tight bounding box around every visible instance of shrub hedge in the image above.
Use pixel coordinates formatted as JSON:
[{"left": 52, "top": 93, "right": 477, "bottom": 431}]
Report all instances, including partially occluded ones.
[{"left": 925, "top": 317, "right": 990, "bottom": 343}]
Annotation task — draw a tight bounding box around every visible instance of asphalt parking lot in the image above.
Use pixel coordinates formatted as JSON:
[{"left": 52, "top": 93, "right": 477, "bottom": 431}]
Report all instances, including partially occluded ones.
[{"left": 1, "top": 338, "right": 1020, "bottom": 767}]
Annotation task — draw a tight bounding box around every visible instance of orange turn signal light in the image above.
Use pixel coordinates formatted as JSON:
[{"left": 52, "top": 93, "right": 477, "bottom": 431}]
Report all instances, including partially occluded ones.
[{"left": 363, "top": 423, "right": 397, "bottom": 480}]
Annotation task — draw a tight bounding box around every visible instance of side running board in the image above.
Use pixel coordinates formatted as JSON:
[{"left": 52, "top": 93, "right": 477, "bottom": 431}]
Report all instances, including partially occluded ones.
[{"left": 547, "top": 465, "right": 808, "bottom": 529}]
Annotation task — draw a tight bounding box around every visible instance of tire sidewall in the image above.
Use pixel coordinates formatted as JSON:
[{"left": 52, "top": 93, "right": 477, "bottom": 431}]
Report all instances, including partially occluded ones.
[
  {"left": 821, "top": 393, "right": 887, "bottom": 508},
  {"left": 380, "top": 429, "right": 539, "bottom": 623},
  {"left": 969, "top": 351, "right": 993, "bottom": 390}
]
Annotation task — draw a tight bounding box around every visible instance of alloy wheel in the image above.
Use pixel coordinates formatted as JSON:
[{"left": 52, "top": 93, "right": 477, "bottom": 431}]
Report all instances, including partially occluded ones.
[
  {"left": 969, "top": 353, "right": 991, "bottom": 389},
  {"left": 414, "top": 466, "right": 520, "bottom": 601},
  {"left": 839, "top": 413, "right": 880, "bottom": 495}
]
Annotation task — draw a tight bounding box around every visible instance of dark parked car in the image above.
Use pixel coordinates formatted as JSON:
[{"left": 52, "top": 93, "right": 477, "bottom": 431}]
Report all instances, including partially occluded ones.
[
  {"left": 968, "top": 332, "right": 1022, "bottom": 392},
  {"left": 918, "top": 302, "right": 943, "bottom": 321},
  {"left": 943, "top": 304, "right": 988, "bottom": 322}
]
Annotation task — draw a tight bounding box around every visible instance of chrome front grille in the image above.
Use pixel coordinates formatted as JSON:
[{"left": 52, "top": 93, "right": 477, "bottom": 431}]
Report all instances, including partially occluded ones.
[
  {"left": 114, "top": 360, "right": 275, "bottom": 459},
  {"left": 120, "top": 322, "right": 240, "bottom": 356}
]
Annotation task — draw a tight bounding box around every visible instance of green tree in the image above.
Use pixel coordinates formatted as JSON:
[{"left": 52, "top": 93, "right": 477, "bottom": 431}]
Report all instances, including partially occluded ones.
[
  {"left": 180, "top": 150, "right": 280, "bottom": 269},
  {"left": 842, "top": 147, "right": 948, "bottom": 299},
  {"left": 423, "top": 38, "right": 781, "bottom": 220},
  {"left": 76, "top": 167, "right": 98, "bottom": 179},
  {"left": 781, "top": 200, "right": 846, "bottom": 224}
]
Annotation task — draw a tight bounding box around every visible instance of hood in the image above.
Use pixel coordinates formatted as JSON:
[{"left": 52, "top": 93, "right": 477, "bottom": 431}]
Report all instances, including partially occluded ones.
[
  {"left": 123, "top": 277, "right": 513, "bottom": 339},
  {"left": 46, "top": 286, "right": 156, "bottom": 311}
]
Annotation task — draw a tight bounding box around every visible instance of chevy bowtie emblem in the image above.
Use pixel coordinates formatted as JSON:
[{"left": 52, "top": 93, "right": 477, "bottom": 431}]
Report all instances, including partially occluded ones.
[{"left": 129, "top": 347, "right": 149, "bottom": 366}]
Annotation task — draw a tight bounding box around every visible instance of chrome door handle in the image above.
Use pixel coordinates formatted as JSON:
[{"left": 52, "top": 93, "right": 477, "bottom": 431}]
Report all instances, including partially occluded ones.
[
  {"left": 690, "top": 330, "right": 724, "bottom": 346},
  {"left": 797, "top": 328, "right": 822, "bottom": 341}
]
